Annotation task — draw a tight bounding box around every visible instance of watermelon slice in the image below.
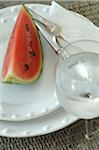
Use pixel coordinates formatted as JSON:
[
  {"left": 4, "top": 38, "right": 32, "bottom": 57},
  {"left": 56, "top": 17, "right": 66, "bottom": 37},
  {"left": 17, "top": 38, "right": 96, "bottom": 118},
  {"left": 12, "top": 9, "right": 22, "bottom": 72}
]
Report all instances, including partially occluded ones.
[{"left": 1, "top": 5, "right": 43, "bottom": 84}]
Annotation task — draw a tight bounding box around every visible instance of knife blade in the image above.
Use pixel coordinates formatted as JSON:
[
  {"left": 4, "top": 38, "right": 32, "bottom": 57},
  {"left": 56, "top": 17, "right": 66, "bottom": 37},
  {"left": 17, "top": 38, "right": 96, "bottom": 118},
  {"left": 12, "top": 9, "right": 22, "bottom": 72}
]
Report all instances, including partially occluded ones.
[{"left": 35, "top": 22, "right": 60, "bottom": 54}]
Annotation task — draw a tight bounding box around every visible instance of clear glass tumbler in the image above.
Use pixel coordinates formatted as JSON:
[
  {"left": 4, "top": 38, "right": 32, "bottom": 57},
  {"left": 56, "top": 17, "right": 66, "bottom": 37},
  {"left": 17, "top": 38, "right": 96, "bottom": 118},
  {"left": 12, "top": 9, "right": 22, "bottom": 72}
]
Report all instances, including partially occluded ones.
[{"left": 55, "top": 40, "right": 99, "bottom": 139}]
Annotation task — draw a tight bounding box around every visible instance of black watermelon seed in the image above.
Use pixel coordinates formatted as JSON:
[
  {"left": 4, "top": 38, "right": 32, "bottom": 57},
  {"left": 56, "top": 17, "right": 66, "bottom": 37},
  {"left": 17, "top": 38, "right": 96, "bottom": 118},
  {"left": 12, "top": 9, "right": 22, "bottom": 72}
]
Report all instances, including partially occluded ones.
[
  {"left": 24, "top": 64, "right": 29, "bottom": 71},
  {"left": 25, "top": 24, "right": 29, "bottom": 31},
  {"left": 25, "top": 23, "right": 28, "bottom": 27},
  {"left": 29, "top": 41, "right": 33, "bottom": 47},
  {"left": 29, "top": 50, "right": 35, "bottom": 57}
]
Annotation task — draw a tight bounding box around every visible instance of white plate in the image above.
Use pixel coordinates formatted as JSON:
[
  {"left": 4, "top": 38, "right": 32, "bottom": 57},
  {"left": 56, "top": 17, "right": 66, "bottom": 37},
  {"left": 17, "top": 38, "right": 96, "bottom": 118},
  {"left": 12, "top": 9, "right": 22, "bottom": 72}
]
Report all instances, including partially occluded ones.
[
  {"left": 0, "top": 3, "right": 95, "bottom": 137},
  {"left": 0, "top": 3, "right": 93, "bottom": 122},
  {"left": 0, "top": 107, "right": 77, "bottom": 137}
]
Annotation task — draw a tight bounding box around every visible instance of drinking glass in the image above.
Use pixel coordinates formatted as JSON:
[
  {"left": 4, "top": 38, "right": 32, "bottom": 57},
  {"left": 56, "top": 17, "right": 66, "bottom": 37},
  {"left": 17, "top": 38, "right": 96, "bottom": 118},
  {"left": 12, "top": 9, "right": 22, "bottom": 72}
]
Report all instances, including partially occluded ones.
[{"left": 55, "top": 40, "right": 99, "bottom": 139}]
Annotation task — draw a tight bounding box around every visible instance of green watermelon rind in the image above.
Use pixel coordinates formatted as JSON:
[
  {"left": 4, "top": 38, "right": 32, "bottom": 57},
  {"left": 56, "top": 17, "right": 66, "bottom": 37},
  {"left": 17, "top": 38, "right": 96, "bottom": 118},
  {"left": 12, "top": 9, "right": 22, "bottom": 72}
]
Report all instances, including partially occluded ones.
[
  {"left": 2, "top": 66, "right": 42, "bottom": 84},
  {"left": 2, "top": 5, "right": 43, "bottom": 84}
]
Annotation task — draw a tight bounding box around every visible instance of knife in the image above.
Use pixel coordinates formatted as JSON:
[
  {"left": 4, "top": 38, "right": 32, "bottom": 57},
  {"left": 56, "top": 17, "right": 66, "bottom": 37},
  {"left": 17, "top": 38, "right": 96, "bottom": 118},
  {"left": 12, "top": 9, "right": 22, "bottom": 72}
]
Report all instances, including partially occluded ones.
[{"left": 35, "top": 21, "right": 60, "bottom": 54}]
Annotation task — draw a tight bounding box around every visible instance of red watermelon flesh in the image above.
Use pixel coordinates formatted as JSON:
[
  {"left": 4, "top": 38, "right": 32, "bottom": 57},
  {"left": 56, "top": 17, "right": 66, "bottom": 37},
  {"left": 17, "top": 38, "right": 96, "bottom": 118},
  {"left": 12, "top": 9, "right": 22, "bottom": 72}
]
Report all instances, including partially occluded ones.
[{"left": 1, "top": 5, "right": 43, "bottom": 84}]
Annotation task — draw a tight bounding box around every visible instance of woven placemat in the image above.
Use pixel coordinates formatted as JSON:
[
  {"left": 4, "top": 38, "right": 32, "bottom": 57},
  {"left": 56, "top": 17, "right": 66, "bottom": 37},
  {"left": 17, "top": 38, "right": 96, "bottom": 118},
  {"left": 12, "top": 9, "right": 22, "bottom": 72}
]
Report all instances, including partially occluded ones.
[{"left": 0, "top": 1, "right": 99, "bottom": 150}]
